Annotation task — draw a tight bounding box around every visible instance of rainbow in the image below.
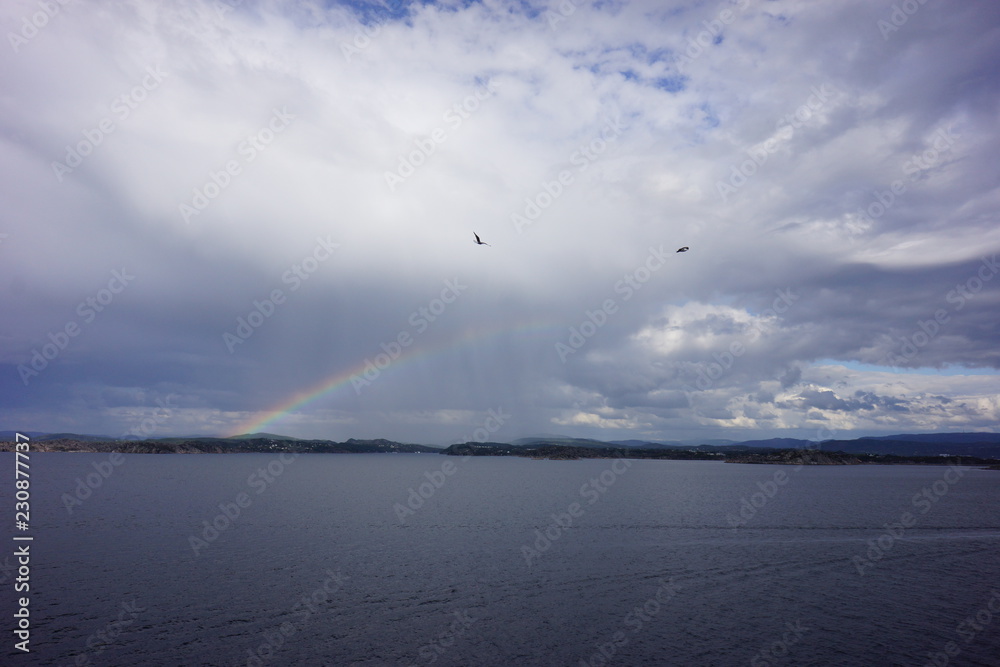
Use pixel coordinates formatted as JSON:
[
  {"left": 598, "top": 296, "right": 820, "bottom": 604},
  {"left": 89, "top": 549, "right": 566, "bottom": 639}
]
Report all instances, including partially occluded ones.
[{"left": 228, "top": 319, "right": 561, "bottom": 437}]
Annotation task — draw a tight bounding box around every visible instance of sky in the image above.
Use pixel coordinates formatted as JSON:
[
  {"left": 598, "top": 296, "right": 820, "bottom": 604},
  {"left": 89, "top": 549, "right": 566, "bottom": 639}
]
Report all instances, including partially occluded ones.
[{"left": 1, "top": 0, "right": 999, "bottom": 445}]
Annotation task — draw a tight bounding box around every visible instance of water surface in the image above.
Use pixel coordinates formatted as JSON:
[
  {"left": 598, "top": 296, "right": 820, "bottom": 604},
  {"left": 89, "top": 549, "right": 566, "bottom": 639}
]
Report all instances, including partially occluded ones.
[{"left": 4, "top": 453, "right": 999, "bottom": 666}]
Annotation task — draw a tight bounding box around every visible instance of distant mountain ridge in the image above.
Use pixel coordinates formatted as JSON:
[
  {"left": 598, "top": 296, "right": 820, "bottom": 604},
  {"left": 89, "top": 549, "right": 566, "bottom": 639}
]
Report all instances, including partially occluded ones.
[
  {"left": 608, "top": 438, "right": 739, "bottom": 448},
  {"left": 227, "top": 432, "right": 303, "bottom": 441},
  {"left": 0, "top": 431, "right": 117, "bottom": 442},
  {"left": 2, "top": 431, "right": 998, "bottom": 458},
  {"left": 0, "top": 434, "right": 440, "bottom": 455},
  {"left": 859, "top": 433, "right": 1000, "bottom": 444},
  {"left": 595, "top": 433, "right": 1000, "bottom": 457},
  {"left": 820, "top": 438, "right": 1000, "bottom": 458}
]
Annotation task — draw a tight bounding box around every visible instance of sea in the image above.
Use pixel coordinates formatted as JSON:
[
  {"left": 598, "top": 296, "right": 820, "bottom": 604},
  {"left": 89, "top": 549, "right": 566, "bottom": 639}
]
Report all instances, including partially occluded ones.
[{"left": 3, "top": 453, "right": 999, "bottom": 666}]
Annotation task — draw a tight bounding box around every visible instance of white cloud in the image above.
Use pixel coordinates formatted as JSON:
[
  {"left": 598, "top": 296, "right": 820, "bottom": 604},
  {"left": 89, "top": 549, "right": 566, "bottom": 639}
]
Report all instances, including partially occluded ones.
[{"left": 1, "top": 0, "right": 998, "bottom": 442}]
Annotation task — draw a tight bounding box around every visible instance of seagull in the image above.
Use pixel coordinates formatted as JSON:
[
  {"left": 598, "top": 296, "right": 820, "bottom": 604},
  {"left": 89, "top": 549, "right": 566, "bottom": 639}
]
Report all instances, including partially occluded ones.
[
  {"left": 473, "top": 232, "right": 490, "bottom": 246},
  {"left": 676, "top": 246, "right": 689, "bottom": 253}
]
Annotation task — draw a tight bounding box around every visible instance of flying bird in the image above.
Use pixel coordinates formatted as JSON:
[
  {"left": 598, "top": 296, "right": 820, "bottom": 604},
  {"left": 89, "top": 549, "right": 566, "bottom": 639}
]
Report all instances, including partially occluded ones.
[
  {"left": 676, "top": 246, "right": 689, "bottom": 253},
  {"left": 473, "top": 232, "right": 490, "bottom": 246}
]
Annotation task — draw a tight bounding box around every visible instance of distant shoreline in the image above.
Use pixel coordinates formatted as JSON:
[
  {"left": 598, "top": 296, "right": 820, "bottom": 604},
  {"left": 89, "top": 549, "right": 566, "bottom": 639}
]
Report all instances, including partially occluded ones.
[{"left": 2, "top": 438, "right": 997, "bottom": 467}]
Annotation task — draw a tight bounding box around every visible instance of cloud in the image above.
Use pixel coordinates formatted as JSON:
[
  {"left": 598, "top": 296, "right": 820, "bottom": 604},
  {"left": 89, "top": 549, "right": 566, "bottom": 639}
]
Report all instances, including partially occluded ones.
[{"left": 1, "top": 0, "right": 998, "bottom": 442}]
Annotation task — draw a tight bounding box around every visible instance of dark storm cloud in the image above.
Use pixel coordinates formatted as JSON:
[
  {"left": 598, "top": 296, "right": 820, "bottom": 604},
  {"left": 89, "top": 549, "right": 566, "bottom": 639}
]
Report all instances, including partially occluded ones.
[{"left": 1, "top": 0, "right": 998, "bottom": 442}]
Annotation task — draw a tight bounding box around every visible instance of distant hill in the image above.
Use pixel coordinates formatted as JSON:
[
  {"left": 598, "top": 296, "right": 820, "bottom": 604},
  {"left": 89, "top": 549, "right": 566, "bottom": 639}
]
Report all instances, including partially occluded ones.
[
  {"left": 598, "top": 433, "right": 1000, "bottom": 458},
  {"left": 2, "top": 430, "right": 996, "bottom": 459},
  {"left": 512, "top": 436, "right": 614, "bottom": 449},
  {"left": 440, "top": 442, "right": 996, "bottom": 466},
  {"left": 227, "top": 432, "right": 303, "bottom": 441},
  {"left": 608, "top": 439, "right": 686, "bottom": 449},
  {"left": 859, "top": 432, "right": 1000, "bottom": 444},
  {"left": 692, "top": 439, "right": 740, "bottom": 447},
  {"left": 606, "top": 438, "right": 817, "bottom": 453},
  {"left": 36, "top": 432, "right": 119, "bottom": 442},
  {"left": 820, "top": 438, "right": 1000, "bottom": 458},
  {"left": 728, "top": 437, "right": 816, "bottom": 450},
  {"left": 0, "top": 436, "right": 441, "bottom": 455},
  {"left": 444, "top": 442, "right": 724, "bottom": 461},
  {"left": 609, "top": 439, "right": 738, "bottom": 448}
]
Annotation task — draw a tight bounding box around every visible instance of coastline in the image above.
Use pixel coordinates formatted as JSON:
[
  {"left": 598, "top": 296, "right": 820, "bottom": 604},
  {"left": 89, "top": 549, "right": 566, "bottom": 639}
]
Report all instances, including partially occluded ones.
[{"left": 2, "top": 438, "right": 997, "bottom": 467}]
